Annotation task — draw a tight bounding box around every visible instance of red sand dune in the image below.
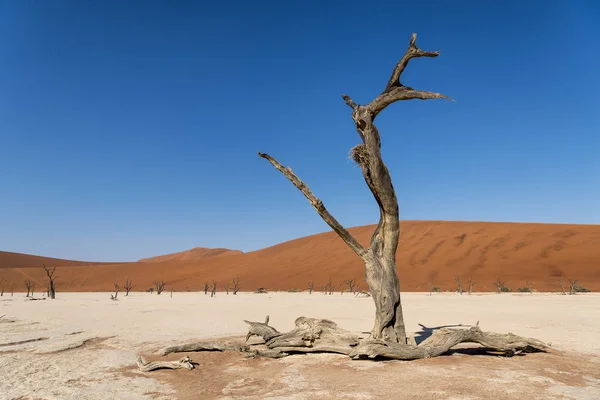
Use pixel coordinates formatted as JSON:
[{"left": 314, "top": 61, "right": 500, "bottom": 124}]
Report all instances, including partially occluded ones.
[
  {"left": 138, "top": 247, "right": 243, "bottom": 263},
  {"left": 1, "top": 221, "right": 599, "bottom": 293}
]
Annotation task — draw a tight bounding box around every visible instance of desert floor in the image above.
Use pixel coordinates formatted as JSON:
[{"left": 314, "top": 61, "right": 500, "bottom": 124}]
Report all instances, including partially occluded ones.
[{"left": 1, "top": 292, "right": 599, "bottom": 400}]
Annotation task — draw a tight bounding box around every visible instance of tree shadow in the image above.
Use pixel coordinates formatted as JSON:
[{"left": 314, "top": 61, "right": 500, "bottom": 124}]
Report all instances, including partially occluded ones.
[{"left": 413, "top": 323, "right": 467, "bottom": 345}]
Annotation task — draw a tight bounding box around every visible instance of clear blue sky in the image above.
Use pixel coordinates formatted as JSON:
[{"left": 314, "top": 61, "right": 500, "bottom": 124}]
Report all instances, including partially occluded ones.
[{"left": 1, "top": 0, "right": 598, "bottom": 261}]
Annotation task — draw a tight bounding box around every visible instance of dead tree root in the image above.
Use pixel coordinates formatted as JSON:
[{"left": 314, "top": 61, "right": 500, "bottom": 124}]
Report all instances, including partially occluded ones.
[{"left": 139, "top": 316, "right": 548, "bottom": 369}]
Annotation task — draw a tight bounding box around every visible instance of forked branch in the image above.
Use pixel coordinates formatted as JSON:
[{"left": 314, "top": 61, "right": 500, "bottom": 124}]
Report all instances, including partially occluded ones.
[{"left": 258, "top": 152, "right": 367, "bottom": 259}]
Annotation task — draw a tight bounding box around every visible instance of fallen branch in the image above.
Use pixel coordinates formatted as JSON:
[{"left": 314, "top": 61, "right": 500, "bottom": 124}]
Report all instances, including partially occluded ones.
[{"left": 137, "top": 356, "right": 194, "bottom": 372}]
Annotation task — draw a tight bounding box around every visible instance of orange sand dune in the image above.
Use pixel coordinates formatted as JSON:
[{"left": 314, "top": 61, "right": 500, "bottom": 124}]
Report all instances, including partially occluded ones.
[
  {"left": 0, "top": 221, "right": 599, "bottom": 293},
  {"left": 138, "top": 247, "right": 242, "bottom": 262}
]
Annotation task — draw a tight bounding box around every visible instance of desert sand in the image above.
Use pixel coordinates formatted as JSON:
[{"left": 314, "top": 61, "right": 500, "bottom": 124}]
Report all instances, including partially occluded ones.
[
  {"left": 1, "top": 292, "right": 599, "bottom": 399},
  {"left": 1, "top": 221, "right": 599, "bottom": 294}
]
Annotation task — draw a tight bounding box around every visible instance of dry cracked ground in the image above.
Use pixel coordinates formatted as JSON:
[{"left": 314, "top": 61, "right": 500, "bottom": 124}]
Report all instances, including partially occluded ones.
[{"left": 1, "top": 293, "right": 599, "bottom": 399}]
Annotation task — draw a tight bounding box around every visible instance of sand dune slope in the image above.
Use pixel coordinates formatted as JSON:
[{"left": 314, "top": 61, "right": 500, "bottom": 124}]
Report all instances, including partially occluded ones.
[
  {"left": 0, "top": 221, "right": 598, "bottom": 293},
  {"left": 138, "top": 247, "right": 242, "bottom": 262}
]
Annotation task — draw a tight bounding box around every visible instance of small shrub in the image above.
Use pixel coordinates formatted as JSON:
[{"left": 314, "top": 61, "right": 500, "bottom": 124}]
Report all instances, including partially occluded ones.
[
  {"left": 431, "top": 286, "right": 441, "bottom": 292},
  {"left": 287, "top": 288, "right": 301, "bottom": 293},
  {"left": 573, "top": 285, "right": 591, "bottom": 293},
  {"left": 500, "top": 286, "right": 512, "bottom": 293},
  {"left": 255, "top": 288, "right": 268, "bottom": 294},
  {"left": 517, "top": 287, "right": 532, "bottom": 293}
]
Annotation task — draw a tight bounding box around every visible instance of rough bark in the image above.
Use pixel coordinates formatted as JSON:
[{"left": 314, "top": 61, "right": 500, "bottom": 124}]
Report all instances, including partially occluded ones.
[
  {"left": 149, "top": 317, "right": 547, "bottom": 362},
  {"left": 137, "top": 356, "right": 194, "bottom": 372},
  {"left": 259, "top": 34, "right": 453, "bottom": 345}
]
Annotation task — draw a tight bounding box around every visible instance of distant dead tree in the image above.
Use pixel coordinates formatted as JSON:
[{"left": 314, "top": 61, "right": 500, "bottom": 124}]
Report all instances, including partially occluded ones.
[
  {"left": 493, "top": 278, "right": 505, "bottom": 294},
  {"left": 325, "top": 278, "right": 333, "bottom": 295},
  {"left": 340, "top": 280, "right": 345, "bottom": 295},
  {"left": 42, "top": 265, "right": 57, "bottom": 299},
  {"left": 147, "top": 287, "right": 154, "bottom": 294},
  {"left": 204, "top": 281, "right": 209, "bottom": 295},
  {"left": 569, "top": 278, "right": 578, "bottom": 295},
  {"left": 24, "top": 280, "right": 34, "bottom": 297},
  {"left": 211, "top": 280, "right": 217, "bottom": 297},
  {"left": 153, "top": 280, "right": 166, "bottom": 295},
  {"left": 124, "top": 279, "right": 134, "bottom": 296},
  {"left": 170, "top": 289, "right": 173, "bottom": 298},
  {"left": 307, "top": 281, "right": 314, "bottom": 294},
  {"left": 467, "top": 276, "right": 476, "bottom": 295},
  {"left": 345, "top": 278, "right": 357, "bottom": 294},
  {"left": 454, "top": 274, "right": 463, "bottom": 295},
  {"left": 526, "top": 280, "right": 533, "bottom": 294},
  {"left": 225, "top": 283, "right": 230, "bottom": 295},
  {"left": 0, "top": 284, "right": 4, "bottom": 297},
  {"left": 111, "top": 283, "right": 119, "bottom": 300},
  {"left": 232, "top": 278, "right": 241, "bottom": 295},
  {"left": 558, "top": 277, "right": 566, "bottom": 295}
]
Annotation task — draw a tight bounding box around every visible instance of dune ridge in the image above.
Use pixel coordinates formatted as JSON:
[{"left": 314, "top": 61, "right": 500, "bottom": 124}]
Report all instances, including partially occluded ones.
[{"left": 0, "top": 220, "right": 599, "bottom": 293}]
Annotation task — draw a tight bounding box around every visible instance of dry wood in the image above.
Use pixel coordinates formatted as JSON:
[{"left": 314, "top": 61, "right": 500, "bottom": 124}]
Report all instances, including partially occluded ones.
[
  {"left": 137, "top": 356, "right": 194, "bottom": 372},
  {"left": 454, "top": 274, "right": 463, "bottom": 295},
  {"left": 124, "top": 279, "right": 134, "bottom": 296},
  {"left": 110, "top": 283, "right": 119, "bottom": 300},
  {"left": 158, "top": 340, "right": 243, "bottom": 356},
  {"left": 307, "top": 281, "right": 314, "bottom": 294},
  {"left": 42, "top": 264, "right": 57, "bottom": 299},
  {"left": 232, "top": 277, "right": 241, "bottom": 295},
  {"left": 468, "top": 276, "right": 476, "bottom": 295},
  {"left": 153, "top": 280, "right": 166, "bottom": 295},
  {"left": 211, "top": 280, "right": 217, "bottom": 297},
  {"left": 24, "top": 280, "right": 34, "bottom": 297},
  {"left": 151, "top": 33, "right": 546, "bottom": 365},
  {"left": 568, "top": 278, "right": 578, "bottom": 295},
  {"left": 559, "top": 277, "right": 566, "bottom": 295}
]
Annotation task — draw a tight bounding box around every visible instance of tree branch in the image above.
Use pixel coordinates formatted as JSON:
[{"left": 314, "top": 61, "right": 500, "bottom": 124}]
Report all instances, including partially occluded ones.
[
  {"left": 258, "top": 152, "right": 368, "bottom": 259},
  {"left": 385, "top": 33, "right": 440, "bottom": 92}
]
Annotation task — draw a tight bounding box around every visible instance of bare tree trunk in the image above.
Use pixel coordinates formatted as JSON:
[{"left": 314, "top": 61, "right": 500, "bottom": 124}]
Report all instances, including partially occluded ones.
[
  {"left": 258, "top": 34, "right": 453, "bottom": 344},
  {"left": 526, "top": 280, "right": 533, "bottom": 294},
  {"left": 124, "top": 279, "right": 134, "bottom": 296},
  {"left": 558, "top": 277, "right": 566, "bottom": 295},
  {"left": 454, "top": 274, "right": 463, "bottom": 295},
  {"left": 43, "top": 265, "right": 57, "bottom": 299},
  {"left": 232, "top": 278, "right": 241, "bottom": 295},
  {"left": 307, "top": 281, "right": 314, "bottom": 294},
  {"left": 468, "top": 277, "right": 476, "bottom": 295},
  {"left": 568, "top": 278, "right": 577, "bottom": 295}
]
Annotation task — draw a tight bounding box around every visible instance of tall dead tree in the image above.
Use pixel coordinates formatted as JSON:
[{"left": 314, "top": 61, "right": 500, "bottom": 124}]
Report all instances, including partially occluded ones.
[
  {"left": 211, "top": 280, "right": 217, "bottom": 297},
  {"left": 307, "top": 281, "right": 314, "bottom": 294},
  {"left": 42, "top": 265, "right": 57, "bottom": 299},
  {"left": 345, "top": 278, "right": 357, "bottom": 294},
  {"left": 324, "top": 277, "right": 333, "bottom": 295},
  {"left": 468, "top": 276, "right": 476, "bottom": 295},
  {"left": 494, "top": 278, "right": 505, "bottom": 294},
  {"left": 568, "top": 278, "right": 578, "bottom": 295},
  {"left": 153, "top": 280, "right": 166, "bottom": 295},
  {"left": 558, "top": 277, "right": 566, "bottom": 295},
  {"left": 232, "top": 278, "right": 241, "bottom": 295},
  {"left": 454, "top": 274, "right": 463, "bottom": 295},
  {"left": 259, "top": 34, "right": 455, "bottom": 344},
  {"left": 152, "top": 33, "right": 546, "bottom": 363},
  {"left": 111, "top": 283, "right": 119, "bottom": 300},
  {"left": 204, "top": 281, "right": 209, "bottom": 295},
  {"left": 526, "top": 280, "right": 533, "bottom": 294},
  {"left": 124, "top": 279, "right": 134, "bottom": 296},
  {"left": 24, "top": 280, "right": 34, "bottom": 297}
]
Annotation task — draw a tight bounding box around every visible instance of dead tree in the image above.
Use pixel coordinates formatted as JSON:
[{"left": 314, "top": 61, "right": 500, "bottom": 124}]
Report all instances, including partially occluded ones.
[
  {"left": 307, "top": 281, "right": 314, "bottom": 294},
  {"left": 124, "top": 279, "right": 134, "bottom": 296},
  {"left": 494, "top": 278, "right": 505, "bottom": 294},
  {"left": 526, "top": 280, "right": 533, "bottom": 294},
  {"left": 225, "top": 284, "right": 230, "bottom": 295},
  {"left": 204, "top": 281, "right": 209, "bottom": 295},
  {"left": 454, "top": 274, "right": 463, "bottom": 295},
  {"left": 151, "top": 33, "right": 546, "bottom": 362},
  {"left": 24, "top": 280, "right": 34, "bottom": 297},
  {"left": 0, "top": 285, "right": 4, "bottom": 297},
  {"left": 153, "top": 280, "right": 166, "bottom": 295},
  {"left": 170, "top": 289, "right": 173, "bottom": 298},
  {"left": 468, "top": 277, "right": 476, "bottom": 295},
  {"left": 232, "top": 278, "right": 241, "bottom": 295},
  {"left": 568, "top": 278, "right": 578, "bottom": 295},
  {"left": 111, "top": 283, "right": 119, "bottom": 300},
  {"left": 324, "top": 278, "right": 333, "bottom": 295},
  {"left": 345, "top": 278, "right": 357, "bottom": 294},
  {"left": 211, "top": 280, "right": 217, "bottom": 297},
  {"left": 42, "top": 265, "right": 57, "bottom": 299},
  {"left": 558, "top": 277, "right": 566, "bottom": 295}
]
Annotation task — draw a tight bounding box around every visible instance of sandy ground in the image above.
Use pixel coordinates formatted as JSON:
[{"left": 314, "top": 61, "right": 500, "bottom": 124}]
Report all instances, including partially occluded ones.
[{"left": 1, "top": 292, "right": 599, "bottom": 399}]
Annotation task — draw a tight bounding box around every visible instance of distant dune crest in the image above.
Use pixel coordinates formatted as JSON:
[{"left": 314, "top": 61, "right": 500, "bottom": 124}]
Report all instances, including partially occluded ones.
[{"left": 138, "top": 247, "right": 243, "bottom": 263}]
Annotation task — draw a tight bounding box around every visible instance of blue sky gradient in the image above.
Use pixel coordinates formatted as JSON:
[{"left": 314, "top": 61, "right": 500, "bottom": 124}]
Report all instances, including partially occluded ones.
[{"left": 1, "top": 0, "right": 598, "bottom": 261}]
